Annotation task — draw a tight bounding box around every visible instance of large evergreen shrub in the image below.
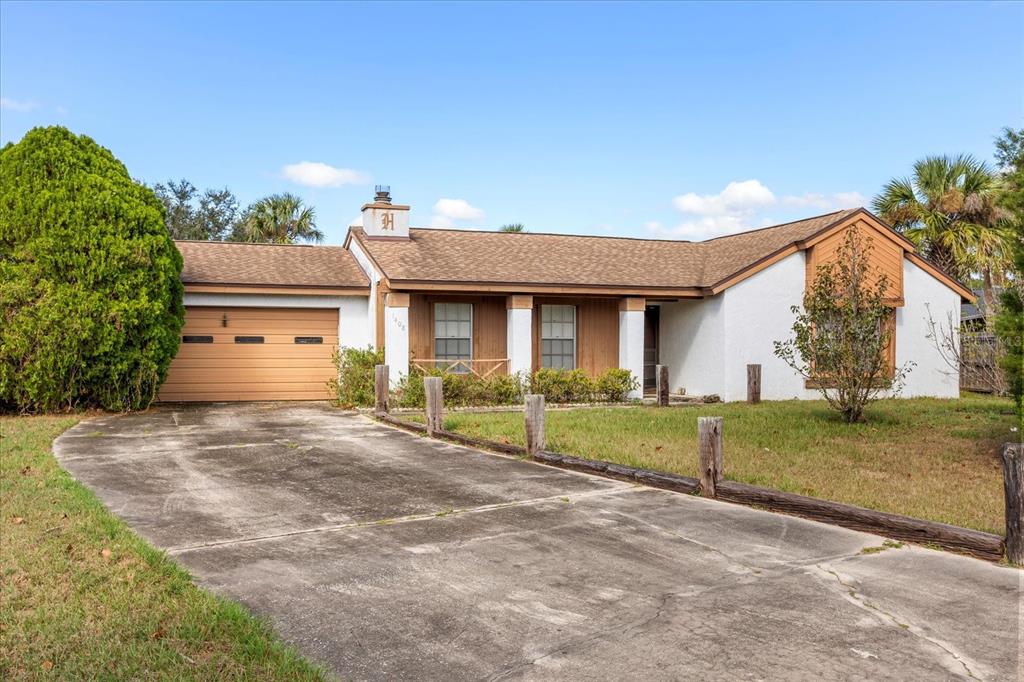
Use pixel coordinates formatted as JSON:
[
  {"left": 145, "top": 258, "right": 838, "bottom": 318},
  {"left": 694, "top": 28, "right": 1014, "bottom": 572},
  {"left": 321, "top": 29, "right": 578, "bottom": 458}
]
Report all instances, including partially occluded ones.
[{"left": 0, "top": 127, "right": 184, "bottom": 412}]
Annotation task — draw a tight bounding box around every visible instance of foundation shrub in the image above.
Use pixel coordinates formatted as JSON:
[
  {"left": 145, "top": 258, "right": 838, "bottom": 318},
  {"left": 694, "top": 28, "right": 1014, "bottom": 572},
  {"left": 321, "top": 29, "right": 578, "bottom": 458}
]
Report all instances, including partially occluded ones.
[
  {"left": 329, "top": 346, "right": 384, "bottom": 408},
  {"left": 393, "top": 369, "right": 527, "bottom": 408},
  {"left": 595, "top": 368, "right": 639, "bottom": 402}
]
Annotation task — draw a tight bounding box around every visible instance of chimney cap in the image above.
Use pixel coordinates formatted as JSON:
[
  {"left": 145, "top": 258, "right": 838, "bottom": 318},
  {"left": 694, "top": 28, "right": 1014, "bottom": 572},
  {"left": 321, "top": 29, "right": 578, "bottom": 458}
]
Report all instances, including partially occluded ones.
[{"left": 374, "top": 185, "right": 392, "bottom": 204}]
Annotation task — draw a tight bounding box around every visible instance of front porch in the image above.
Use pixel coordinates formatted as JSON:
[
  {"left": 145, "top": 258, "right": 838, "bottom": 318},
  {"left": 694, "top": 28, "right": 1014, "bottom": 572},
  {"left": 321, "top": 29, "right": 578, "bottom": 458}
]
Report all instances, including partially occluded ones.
[{"left": 379, "top": 292, "right": 656, "bottom": 399}]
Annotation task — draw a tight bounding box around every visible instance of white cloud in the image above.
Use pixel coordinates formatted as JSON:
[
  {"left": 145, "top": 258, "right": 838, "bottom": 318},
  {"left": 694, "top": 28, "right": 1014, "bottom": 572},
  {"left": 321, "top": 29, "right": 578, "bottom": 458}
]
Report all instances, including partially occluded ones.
[
  {"left": 431, "top": 198, "right": 485, "bottom": 228},
  {"left": 672, "top": 180, "right": 776, "bottom": 216},
  {"left": 782, "top": 191, "right": 866, "bottom": 210},
  {"left": 0, "top": 97, "right": 37, "bottom": 112},
  {"left": 282, "top": 161, "right": 370, "bottom": 188},
  {"left": 659, "top": 180, "right": 867, "bottom": 240}
]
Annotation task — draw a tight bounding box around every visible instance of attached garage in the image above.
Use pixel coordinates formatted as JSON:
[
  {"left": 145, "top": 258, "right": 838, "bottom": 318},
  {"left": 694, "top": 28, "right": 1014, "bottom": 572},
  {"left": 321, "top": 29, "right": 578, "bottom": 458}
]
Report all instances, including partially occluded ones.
[
  {"left": 163, "top": 240, "right": 371, "bottom": 402},
  {"left": 160, "top": 306, "right": 340, "bottom": 401}
]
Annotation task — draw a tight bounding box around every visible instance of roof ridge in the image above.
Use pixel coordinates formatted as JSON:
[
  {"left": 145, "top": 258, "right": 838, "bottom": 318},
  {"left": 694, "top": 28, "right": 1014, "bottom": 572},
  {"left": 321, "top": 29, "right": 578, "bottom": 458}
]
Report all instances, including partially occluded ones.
[
  {"left": 406, "top": 207, "right": 863, "bottom": 245},
  {"left": 698, "top": 208, "right": 857, "bottom": 243},
  {"left": 407, "top": 226, "right": 695, "bottom": 244},
  {"left": 174, "top": 239, "right": 344, "bottom": 248}
]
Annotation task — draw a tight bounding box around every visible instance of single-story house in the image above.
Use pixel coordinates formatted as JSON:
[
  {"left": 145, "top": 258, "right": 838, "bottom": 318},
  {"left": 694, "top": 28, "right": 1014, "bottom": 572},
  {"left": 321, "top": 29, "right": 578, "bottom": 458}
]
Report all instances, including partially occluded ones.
[{"left": 160, "top": 189, "right": 973, "bottom": 402}]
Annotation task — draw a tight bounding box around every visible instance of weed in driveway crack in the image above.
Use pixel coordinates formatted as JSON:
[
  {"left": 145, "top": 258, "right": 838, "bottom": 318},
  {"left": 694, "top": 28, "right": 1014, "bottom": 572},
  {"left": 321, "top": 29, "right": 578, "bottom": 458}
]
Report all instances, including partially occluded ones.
[{"left": 859, "top": 540, "right": 904, "bottom": 555}]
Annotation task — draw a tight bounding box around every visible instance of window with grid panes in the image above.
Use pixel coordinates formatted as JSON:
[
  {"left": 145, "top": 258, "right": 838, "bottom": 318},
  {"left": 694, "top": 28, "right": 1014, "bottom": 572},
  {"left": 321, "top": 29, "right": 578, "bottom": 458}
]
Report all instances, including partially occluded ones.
[
  {"left": 434, "top": 303, "right": 472, "bottom": 372},
  {"left": 541, "top": 305, "right": 575, "bottom": 369}
]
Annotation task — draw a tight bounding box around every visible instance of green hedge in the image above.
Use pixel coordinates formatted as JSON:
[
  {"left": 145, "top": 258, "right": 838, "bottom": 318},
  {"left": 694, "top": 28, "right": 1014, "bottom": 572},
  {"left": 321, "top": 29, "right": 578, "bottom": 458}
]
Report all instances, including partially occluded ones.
[
  {"left": 329, "top": 346, "right": 384, "bottom": 408},
  {"left": 0, "top": 127, "right": 184, "bottom": 412},
  {"left": 329, "top": 347, "right": 641, "bottom": 409},
  {"left": 392, "top": 366, "right": 639, "bottom": 408}
]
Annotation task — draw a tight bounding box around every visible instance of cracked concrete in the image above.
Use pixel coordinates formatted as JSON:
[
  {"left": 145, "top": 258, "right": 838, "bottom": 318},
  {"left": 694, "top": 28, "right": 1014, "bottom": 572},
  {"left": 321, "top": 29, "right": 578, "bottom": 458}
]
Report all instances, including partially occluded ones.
[{"left": 54, "top": 402, "right": 1021, "bottom": 680}]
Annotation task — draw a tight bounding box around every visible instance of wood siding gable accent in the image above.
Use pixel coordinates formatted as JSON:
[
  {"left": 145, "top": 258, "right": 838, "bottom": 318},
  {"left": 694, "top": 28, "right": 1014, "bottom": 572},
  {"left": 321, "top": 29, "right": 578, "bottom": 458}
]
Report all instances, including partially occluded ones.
[{"left": 805, "top": 217, "right": 906, "bottom": 303}]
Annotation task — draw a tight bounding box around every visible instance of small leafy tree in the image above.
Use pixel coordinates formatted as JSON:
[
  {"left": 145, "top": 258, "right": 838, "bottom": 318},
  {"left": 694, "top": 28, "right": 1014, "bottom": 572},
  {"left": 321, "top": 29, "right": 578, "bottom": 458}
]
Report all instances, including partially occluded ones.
[
  {"left": 152, "top": 179, "right": 241, "bottom": 241},
  {"left": 0, "top": 126, "right": 184, "bottom": 412},
  {"left": 774, "top": 229, "right": 912, "bottom": 423},
  {"left": 499, "top": 223, "right": 525, "bottom": 233}
]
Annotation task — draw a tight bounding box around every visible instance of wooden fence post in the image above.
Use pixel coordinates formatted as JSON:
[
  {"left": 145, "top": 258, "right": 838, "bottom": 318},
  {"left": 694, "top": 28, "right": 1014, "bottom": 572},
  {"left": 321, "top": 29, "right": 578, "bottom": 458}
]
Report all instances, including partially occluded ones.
[
  {"left": 656, "top": 365, "right": 669, "bottom": 407},
  {"left": 698, "top": 416, "right": 723, "bottom": 498},
  {"left": 424, "top": 376, "right": 443, "bottom": 436},
  {"left": 525, "top": 394, "right": 546, "bottom": 457},
  {"left": 374, "top": 364, "right": 389, "bottom": 414},
  {"left": 747, "top": 364, "right": 761, "bottom": 404},
  {"left": 1002, "top": 442, "right": 1024, "bottom": 564}
]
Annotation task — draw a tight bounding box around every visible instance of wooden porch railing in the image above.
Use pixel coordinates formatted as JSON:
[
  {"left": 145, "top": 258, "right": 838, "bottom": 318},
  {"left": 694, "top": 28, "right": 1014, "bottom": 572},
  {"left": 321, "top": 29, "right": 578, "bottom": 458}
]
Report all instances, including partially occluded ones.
[{"left": 410, "top": 358, "right": 509, "bottom": 378}]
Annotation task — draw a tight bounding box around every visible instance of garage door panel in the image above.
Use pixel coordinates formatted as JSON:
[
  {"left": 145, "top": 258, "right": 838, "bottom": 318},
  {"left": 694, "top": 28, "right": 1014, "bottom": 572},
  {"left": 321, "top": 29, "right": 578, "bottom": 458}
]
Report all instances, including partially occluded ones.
[
  {"left": 170, "top": 358, "right": 337, "bottom": 369},
  {"left": 160, "top": 305, "right": 340, "bottom": 402},
  {"left": 158, "top": 389, "right": 333, "bottom": 402},
  {"left": 182, "top": 322, "right": 338, "bottom": 334},
  {"left": 178, "top": 334, "right": 339, "bottom": 345},
  {"left": 172, "top": 348, "right": 336, "bottom": 362},
  {"left": 164, "top": 368, "right": 338, "bottom": 383}
]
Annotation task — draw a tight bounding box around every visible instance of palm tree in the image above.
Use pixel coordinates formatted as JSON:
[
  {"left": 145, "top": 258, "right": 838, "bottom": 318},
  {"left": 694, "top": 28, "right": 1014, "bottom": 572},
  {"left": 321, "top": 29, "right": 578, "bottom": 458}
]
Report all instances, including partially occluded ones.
[
  {"left": 237, "top": 193, "right": 323, "bottom": 244},
  {"left": 873, "top": 155, "right": 1011, "bottom": 318},
  {"left": 499, "top": 223, "right": 525, "bottom": 233}
]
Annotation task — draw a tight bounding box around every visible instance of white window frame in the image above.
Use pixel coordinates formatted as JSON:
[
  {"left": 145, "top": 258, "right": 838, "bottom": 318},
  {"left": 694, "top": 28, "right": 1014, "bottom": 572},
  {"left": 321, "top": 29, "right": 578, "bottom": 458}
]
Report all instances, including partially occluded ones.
[
  {"left": 433, "top": 302, "right": 473, "bottom": 372},
  {"left": 540, "top": 304, "right": 576, "bottom": 370}
]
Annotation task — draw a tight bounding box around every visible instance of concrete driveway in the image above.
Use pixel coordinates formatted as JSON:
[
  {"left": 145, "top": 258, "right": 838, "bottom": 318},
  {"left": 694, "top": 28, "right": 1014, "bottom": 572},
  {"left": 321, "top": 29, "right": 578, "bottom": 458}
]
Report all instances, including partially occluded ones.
[{"left": 54, "top": 403, "right": 1020, "bottom": 680}]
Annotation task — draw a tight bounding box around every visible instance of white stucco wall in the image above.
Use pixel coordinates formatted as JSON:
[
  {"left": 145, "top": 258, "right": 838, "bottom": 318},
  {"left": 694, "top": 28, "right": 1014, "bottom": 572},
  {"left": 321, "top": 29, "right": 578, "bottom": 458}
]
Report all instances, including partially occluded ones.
[
  {"left": 507, "top": 307, "right": 533, "bottom": 376},
  {"left": 617, "top": 309, "right": 645, "bottom": 399},
  {"left": 347, "top": 238, "right": 382, "bottom": 349},
  {"left": 658, "top": 295, "right": 725, "bottom": 397},
  {"left": 720, "top": 251, "right": 814, "bottom": 401},
  {"left": 897, "top": 259, "right": 961, "bottom": 398},
  {"left": 659, "top": 250, "right": 964, "bottom": 401},
  {"left": 384, "top": 304, "right": 409, "bottom": 385}
]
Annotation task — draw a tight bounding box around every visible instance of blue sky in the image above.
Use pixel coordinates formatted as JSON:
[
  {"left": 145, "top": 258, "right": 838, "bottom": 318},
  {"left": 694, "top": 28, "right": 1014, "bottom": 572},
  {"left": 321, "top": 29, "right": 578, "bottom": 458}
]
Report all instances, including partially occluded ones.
[{"left": 2, "top": 1, "right": 1021, "bottom": 244}]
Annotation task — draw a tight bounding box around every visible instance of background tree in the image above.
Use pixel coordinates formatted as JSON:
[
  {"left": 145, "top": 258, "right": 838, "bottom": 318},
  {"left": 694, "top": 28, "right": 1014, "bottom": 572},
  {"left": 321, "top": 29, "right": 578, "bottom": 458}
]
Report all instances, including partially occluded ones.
[
  {"left": 873, "top": 155, "right": 1011, "bottom": 320},
  {"left": 774, "top": 229, "right": 912, "bottom": 423},
  {"left": 499, "top": 223, "right": 525, "bottom": 232},
  {"left": 231, "top": 193, "right": 323, "bottom": 244},
  {"left": 0, "top": 127, "right": 184, "bottom": 411},
  {"left": 994, "top": 127, "right": 1024, "bottom": 410},
  {"left": 152, "top": 179, "right": 240, "bottom": 240}
]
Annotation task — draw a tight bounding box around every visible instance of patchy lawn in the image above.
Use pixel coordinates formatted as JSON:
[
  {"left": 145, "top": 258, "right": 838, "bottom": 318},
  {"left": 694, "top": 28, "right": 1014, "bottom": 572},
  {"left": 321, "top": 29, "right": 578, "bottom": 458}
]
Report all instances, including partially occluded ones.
[
  {"left": 411, "top": 395, "right": 1017, "bottom": 535},
  {"left": 0, "top": 415, "right": 324, "bottom": 681}
]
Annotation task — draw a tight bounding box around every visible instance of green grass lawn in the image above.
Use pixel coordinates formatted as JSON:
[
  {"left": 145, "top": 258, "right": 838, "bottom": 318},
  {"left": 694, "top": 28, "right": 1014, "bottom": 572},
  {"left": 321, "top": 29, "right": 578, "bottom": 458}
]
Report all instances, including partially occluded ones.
[
  {"left": 0, "top": 415, "right": 325, "bottom": 681},
  {"left": 411, "top": 394, "right": 1019, "bottom": 535}
]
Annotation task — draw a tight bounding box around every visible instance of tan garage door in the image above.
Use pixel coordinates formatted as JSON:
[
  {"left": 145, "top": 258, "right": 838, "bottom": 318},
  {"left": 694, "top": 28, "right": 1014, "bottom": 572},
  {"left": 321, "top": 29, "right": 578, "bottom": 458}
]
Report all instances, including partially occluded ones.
[{"left": 160, "top": 306, "right": 338, "bottom": 402}]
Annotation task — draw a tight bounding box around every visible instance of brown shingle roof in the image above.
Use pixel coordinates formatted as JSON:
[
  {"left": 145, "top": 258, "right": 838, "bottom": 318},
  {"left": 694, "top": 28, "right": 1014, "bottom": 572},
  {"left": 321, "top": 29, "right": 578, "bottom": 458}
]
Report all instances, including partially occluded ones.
[
  {"left": 352, "top": 208, "right": 863, "bottom": 291},
  {"left": 175, "top": 240, "right": 369, "bottom": 289}
]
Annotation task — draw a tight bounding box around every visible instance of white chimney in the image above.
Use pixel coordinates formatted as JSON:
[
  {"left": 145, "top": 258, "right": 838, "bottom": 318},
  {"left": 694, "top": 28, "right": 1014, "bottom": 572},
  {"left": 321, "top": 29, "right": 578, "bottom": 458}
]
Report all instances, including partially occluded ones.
[{"left": 361, "top": 185, "right": 409, "bottom": 239}]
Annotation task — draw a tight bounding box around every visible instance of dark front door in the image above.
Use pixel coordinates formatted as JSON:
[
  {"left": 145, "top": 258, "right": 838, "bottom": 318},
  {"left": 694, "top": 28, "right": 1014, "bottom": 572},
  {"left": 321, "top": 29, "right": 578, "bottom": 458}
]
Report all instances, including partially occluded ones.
[{"left": 643, "top": 306, "right": 659, "bottom": 392}]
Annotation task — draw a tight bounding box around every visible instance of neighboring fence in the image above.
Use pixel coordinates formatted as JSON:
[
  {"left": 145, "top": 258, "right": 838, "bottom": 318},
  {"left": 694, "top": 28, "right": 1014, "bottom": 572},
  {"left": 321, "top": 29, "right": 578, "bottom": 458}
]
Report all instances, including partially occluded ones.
[{"left": 959, "top": 333, "right": 1006, "bottom": 394}]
